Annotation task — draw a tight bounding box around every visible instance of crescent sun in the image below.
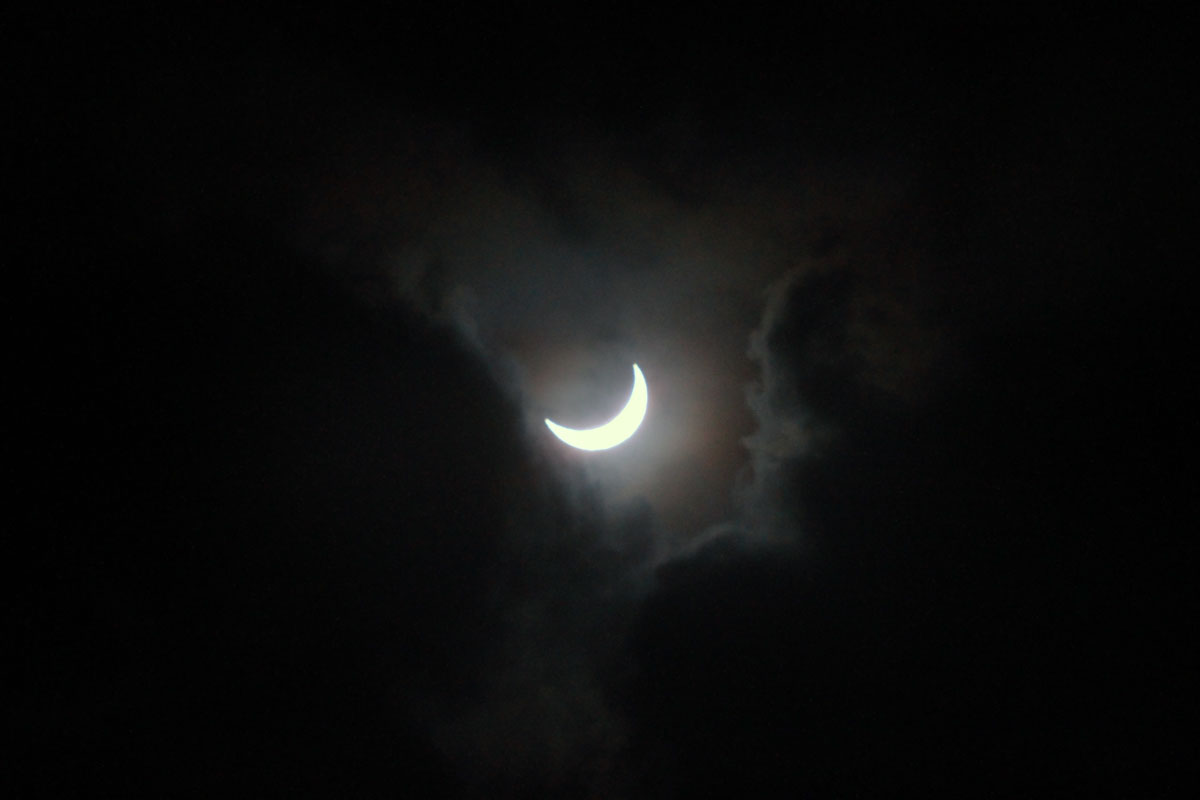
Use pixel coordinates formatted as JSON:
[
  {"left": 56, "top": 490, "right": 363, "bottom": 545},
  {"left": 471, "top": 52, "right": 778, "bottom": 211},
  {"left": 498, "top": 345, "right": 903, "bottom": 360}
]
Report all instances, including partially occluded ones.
[{"left": 545, "top": 364, "right": 648, "bottom": 451}]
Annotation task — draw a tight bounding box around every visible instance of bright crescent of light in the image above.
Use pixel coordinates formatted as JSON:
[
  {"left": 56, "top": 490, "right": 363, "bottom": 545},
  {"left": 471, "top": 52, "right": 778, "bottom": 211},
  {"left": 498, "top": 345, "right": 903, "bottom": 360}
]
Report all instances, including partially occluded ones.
[{"left": 545, "top": 364, "right": 648, "bottom": 451}]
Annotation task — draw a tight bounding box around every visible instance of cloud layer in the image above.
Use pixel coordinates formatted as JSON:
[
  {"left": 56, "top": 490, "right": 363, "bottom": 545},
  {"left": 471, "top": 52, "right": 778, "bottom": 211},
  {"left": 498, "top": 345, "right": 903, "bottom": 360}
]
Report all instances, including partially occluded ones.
[{"left": 16, "top": 8, "right": 1192, "bottom": 797}]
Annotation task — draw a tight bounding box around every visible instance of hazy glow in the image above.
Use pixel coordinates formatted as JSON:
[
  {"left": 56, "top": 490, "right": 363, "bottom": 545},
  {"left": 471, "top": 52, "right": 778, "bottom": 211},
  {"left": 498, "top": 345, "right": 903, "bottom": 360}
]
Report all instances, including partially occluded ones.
[{"left": 545, "top": 364, "right": 648, "bottom": 451}]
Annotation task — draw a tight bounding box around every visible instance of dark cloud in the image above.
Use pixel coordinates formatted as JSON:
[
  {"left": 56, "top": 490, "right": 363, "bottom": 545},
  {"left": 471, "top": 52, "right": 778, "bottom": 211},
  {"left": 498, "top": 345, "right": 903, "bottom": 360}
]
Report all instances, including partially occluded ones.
[
  {"left": 622, "top": 53, "right": 1194, "bottom": 794},
  {"left": 15, "top": 218, "right": 663, "bottom": 795}
]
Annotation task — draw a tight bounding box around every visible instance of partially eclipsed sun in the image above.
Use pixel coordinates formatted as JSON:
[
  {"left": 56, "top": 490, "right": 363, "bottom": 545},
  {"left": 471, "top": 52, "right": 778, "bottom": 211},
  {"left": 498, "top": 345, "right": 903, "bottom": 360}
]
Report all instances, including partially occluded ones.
[{"left": 545, "top": 364, "right": 648, "bottom": 451}]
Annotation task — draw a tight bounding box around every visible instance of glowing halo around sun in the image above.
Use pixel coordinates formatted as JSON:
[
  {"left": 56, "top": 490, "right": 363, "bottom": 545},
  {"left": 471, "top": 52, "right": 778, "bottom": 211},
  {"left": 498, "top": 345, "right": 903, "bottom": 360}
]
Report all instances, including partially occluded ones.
[{"left": 545, "top": 364, "right": 648, "bottom": 451}]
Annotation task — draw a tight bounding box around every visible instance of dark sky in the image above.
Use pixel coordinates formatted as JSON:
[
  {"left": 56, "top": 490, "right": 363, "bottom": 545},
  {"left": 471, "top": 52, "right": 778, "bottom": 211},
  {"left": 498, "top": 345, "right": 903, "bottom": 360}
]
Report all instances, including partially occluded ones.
[{"left": 15, "top": 6, "right": 1194, "bottom": 798}]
